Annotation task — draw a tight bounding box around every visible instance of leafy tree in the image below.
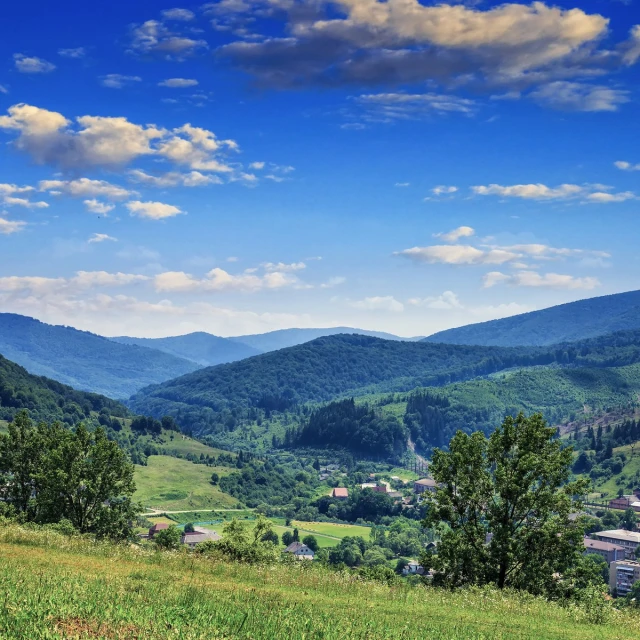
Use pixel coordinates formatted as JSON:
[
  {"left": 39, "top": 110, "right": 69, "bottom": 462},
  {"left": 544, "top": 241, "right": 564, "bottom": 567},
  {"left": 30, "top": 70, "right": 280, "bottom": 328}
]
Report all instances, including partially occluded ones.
[
  {"left": 621, "top": 508, "right": 638, "bottom": 531},
  {"left": 261, "top": 529, "right": 280, "bottom": 545},
  {"left": 282, "top": 531, "right": 294, "bottom": 547},
  {"left": 184, "top": 522, "right": 195, "bottom": 533},
  {"left": 302, "top": 535, "right": 318, "bottom": 552},
  {"left": 154, "top": 526, "right": 182, "bottom": 550},
  {"left": 292, "top": 527, "right": 300, "bottom": 542},
  {"left": 210, "top": 472, "right": 219, "bottom": 485},
  {"left": 423, "top": 413, "right": 590, "bottom": 596}
]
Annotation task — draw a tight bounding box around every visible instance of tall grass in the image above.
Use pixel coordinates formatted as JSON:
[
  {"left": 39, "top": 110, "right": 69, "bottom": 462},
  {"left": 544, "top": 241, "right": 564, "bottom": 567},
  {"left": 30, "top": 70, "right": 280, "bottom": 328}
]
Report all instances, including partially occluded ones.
[{"left": 1, "top": 523, "right": 638, "bottom": 639}]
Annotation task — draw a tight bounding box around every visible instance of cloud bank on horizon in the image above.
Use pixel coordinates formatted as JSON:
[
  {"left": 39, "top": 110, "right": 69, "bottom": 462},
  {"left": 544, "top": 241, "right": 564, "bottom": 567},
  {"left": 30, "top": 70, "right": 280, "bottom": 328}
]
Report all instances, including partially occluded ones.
[{"left": 0, "top": 0, "right": 637, "bottom": 337}]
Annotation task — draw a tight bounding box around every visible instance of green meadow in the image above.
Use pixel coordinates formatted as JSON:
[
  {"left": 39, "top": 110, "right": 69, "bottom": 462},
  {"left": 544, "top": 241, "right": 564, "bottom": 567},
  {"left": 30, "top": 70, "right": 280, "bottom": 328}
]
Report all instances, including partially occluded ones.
[{"left": 1, "top": 523, "right": 638, "bottom": 640}]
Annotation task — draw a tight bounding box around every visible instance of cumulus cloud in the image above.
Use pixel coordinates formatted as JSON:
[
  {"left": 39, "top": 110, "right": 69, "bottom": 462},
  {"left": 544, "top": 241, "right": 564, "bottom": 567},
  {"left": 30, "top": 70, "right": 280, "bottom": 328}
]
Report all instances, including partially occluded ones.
[
  {"left": 483, "top": 270, "right": 600, "bottom": 290},
  {"left": 0, "top": 183, "right": 48, "bottom": 209},
  {"left": 216, "top": 0, "right": 622, "bottom": 95},
  {"left": 83, "top": 200, "right": 115, "bottom": 215},
  {"left": 262, "top": 261, "right": 306, "bottom": 272},
  {"left": 408, "top": 291, "right": 462, "bottom": 310},
  {"left": 154, "top": 267, "right": 298, "bottom": 293},
  {"left": 0, "top": 271, "right": 149, "bottom": 295},
  {"left": 88, "top": 233, "right": 117, "bottom": 244},
  {"left": 158, "top": 78, "right": 199, "bottom": 88},
  {"left": 129, "top": 19, "right": 207, "bottom": 59},
  {"left": 101, "top": 74, "right": 142, "bottom": 89},
  {"left": 530, "top": 81, "right": 630, "bottom": 112},
  {"left": 350, "top": 296, "right": 404, "bottom": 313},
  {"left": 0, "top": 216, "right": 27, "bottom": 235},
  {"left": 435, "top": 226, "right": 474, "bottom": 243},
  {"left": 473, "top": 183, "right": 635, "bottom": 203},
  {"left": 0, "top": 104, "right": 247, "bottom": 176},
  {"left": 39, "top": 178, "right": 132, "bottom": 199},
  {"left": 125, "top": 200, "right": 184, "bottom": 220},
  {"left": 58, "top": 47, "right": 86, "bottom": 59},
  {"left": 13, "top": 54, "right": 55, "bottom": 73}
]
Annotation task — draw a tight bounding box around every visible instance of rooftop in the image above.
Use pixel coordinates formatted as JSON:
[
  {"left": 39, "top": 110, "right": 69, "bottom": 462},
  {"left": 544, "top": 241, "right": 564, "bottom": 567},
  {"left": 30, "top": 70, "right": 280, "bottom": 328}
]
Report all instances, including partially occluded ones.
[
  {"left": 332, "top": 487, "right": 348, "bottom": 497},
  {"left": 415, "top": 478, "right": 437, "bottom": 486},
  {"left": 595, "top": 529, "right": 640, "bottom": 544},
  {"left": 584, "top": 538, "right": 625, "bottom": 552}
]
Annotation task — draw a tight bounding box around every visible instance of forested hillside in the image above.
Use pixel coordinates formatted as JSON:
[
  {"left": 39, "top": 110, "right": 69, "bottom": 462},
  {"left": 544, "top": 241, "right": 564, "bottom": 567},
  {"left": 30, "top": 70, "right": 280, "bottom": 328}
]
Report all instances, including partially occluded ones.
[
  {"left": 112, "top": 332, "right": 261, "bottom": 367},
  {"left": 0, "top": 353, "right": 128, "bottom": 426},
  {"left": 128, "top": 334, "right": 546, "bottom": 435},
  {"left": 424, "top": 289, "right": 640, "bottom": 347},
  {"left": 0, "top": 314, "right": 200, "bottom": 398}
]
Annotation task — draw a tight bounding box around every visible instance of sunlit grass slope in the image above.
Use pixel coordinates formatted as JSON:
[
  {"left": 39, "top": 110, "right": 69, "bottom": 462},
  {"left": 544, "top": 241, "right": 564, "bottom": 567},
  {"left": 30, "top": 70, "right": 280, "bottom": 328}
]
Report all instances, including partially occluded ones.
[
  {"left": 134, "top": 455, "right": 237, "bottom": 510},
  {"left": 1, "top": 524, "right": 639, "bottom": 640}
]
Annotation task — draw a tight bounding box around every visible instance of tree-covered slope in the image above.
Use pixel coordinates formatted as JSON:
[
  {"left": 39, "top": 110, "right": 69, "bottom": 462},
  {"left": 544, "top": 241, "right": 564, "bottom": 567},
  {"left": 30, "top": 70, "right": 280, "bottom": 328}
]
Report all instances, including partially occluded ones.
[
  {"left": 0, "top": 352, "right": 128, "bottom": 426},
  {"left": 0, "top": 314, "right": 201, "bottom": 398},
  {"left": 127, "top": 334, "right": 555, "bottom": 435},
  {"left": 111, "top": 332, "right": 262, "bottom": 367},
  {"left": 228, "top": 327, "right": 416, "bottom": 352},
  {"left": 424, "top": 289, "right": 640, "bottom": 347}
]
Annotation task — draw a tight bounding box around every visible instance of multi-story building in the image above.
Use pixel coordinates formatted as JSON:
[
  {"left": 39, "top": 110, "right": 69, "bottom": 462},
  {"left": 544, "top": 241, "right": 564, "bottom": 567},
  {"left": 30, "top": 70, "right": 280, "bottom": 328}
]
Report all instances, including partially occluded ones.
[
  {"left": 583, "top": 537, "right": 626, "bottom": 564},
  {"left": 609, "top": 559, "right": 640, "bottom": 596},
  {"left": 594, "top": 529, "right": 640, "bottom": 559}
]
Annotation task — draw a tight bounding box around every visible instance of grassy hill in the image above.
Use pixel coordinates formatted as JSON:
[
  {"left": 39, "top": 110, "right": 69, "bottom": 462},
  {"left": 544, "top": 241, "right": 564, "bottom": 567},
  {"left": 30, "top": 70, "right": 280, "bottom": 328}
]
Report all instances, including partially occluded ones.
[
  {"left": 133, "top": 455, "right": 238, "bottom": 511},
  {"left": 1, "top": 523, "right": 638, "bottom": 639},
  {"left": 424, "top": 289, "right": 640, "bottom": 347},
  {"left": 0, "top": 313, "right": 200, "bottom": 398},
  {"left": 112, "top": 332, "right": 262, "bottom": 367}
]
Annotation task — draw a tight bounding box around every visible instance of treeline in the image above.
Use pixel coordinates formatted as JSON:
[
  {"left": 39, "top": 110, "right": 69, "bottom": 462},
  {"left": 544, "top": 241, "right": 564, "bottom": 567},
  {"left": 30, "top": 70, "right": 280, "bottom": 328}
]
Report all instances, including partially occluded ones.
[{"left": 0, "top": 411, "right": 137, "bottom": 539}]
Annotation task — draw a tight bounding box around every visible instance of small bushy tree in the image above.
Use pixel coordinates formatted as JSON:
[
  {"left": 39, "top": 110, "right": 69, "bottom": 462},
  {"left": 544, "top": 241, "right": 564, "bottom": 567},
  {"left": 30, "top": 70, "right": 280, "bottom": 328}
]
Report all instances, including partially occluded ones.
[
  {"left": 154, "top": 526, "right": 182, "bottom": 550},
  {"left": 302, "top": 534, "right": 318, "bottom": 552}
]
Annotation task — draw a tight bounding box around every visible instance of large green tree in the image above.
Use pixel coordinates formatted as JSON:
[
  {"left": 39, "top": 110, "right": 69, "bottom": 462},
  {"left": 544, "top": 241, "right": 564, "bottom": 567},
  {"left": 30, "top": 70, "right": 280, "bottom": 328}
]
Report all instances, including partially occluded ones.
[
  {"left": 0, "top": 411, "right": 137, "bottom": 539},
  {"left": 423, "top": 413, "right": 590, "bottom": 596}
]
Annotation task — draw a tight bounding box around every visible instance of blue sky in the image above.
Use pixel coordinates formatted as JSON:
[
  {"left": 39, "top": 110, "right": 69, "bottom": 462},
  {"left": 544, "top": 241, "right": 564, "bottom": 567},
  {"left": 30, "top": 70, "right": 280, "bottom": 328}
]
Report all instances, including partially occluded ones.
[{"left": 0, "top": 0, "right": 638, "bottom": 338}]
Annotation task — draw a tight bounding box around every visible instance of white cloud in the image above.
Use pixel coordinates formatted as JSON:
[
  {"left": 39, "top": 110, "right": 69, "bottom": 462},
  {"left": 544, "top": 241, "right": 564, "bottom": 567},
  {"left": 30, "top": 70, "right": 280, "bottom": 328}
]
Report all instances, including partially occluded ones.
[
  {"left": 129, "top": 20, "right": 207, "bottom": 59},
  {"left": 0, "top": 183, "right": 48, "bottom": 209},
  {"left": 530, "top": 82, "right": 630, "bottom": 112},
  {"left": 408, "top": 291, "right": 463, "bottom": 310},
  {"left": 158, "top": 78, "right": 199, "bottom": 88},
  {"left": 472, "top": 183, "right": 635, "bottom": 203},
  {"left": 350, "top": 296, "right": 404, "bottom": 313},
  {"left": 262, "top": 261, "right": 306, "bottom": 272},
  {"left": 395, "top": 182, "right": 410, "bottom": 187},
  {"left": 0, "top": 216, "right": 27, "bottom": 235},
  {"left": 432, "top": 186, "right": 458, "bottom": 196},
  {"left": 125, "top": 200, "right": 184, "bottom": 220},
  {"left": 0, "top": 85, "right": 8, "bottom": 94},
  {"left": 396, "top": 244, "right": 518, "bottom": 265},
  {"left": 40, "top": 178, "right": 132, "bottom": 199},
  {"left": 88, "top": 233, "right": 117, "bottom": 244},
  {"left": 0, "top": 104, "right": 248, "bottom": 176},
  {"left": 614, "top": 161, "right": 640, "bottom": 172},
  {"left": 101, "top": 74, "right": 142, "bottom": 89},
  {"left": 320, "top": 276, "right": 346, "bottom": 289},
  {"left": 13, "top": 54, "right": 55, "bottom": 74},
  {"left": 250, "top": 161, "right": 265, "bottom": 170},
  {"left": 58, "top": 47, "right": 86, "bottom": 58},
  {"left": 623, "top": 24, "right": 640, "bottom": 65},
  {"left": 128, "top": 169, "right": 221, "bottom": 187},
  {"left": 353, "top": 93, "right": 475, "bottom": 122},
  {"left": 154, "top": 267, "right": 298, "bottom": 293},
  {"left": 83, "top": 199, "right": 115, "bottom": 215},
  {"left": 483, "top": 270, "right": 600, "bottom": 290},
  {"left": 161, "top": 8, "right": 196, "bottom": 21},
  {"left": 436, "top": 226, "right": 474, "bottom": 243},
  {"left": 0, "top": 271, "right": 149, "bottom": 295}
]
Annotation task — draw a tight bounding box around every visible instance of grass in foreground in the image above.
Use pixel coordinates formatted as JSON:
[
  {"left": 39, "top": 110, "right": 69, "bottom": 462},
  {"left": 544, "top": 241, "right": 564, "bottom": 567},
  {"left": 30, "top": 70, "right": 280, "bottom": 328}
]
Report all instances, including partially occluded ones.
[
  {"left": 1, "top": 524, "right": 639, "bottom": 640},
  {"left": 134, "top": 455, "right": 237, "bottom": 511}
]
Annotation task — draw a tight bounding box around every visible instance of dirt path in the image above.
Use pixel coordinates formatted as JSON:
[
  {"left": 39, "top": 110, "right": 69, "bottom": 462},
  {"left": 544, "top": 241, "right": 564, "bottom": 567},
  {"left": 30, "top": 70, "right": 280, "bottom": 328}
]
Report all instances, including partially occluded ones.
[
  {"left": 142, "top": 508, "right": 252, "bottom": 517},
  {"left": 407, "top": 438, "right": 429, "bottom": 469}
]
